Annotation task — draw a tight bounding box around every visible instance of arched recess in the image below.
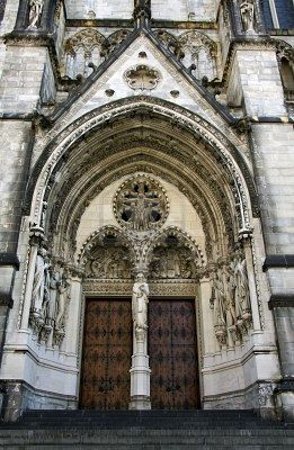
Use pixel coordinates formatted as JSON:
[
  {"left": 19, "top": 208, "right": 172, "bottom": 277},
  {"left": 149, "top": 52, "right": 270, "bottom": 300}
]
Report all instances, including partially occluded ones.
[
  {"left": 25, "top": 97, "right": 258, "bottom": 260},
  {"left": 22, "top": 97, "right": 260, "bottom": 341},
  {"left": 13, "top": 96, "right": 264, "bottom": 411}
]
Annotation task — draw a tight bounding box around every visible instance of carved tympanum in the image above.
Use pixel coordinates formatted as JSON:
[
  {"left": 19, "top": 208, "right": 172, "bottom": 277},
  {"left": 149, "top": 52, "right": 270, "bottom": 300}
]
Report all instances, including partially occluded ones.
[
  {"left": 85, "top": 245, "right": 132, "bottom": 279},
  {"left": 149, "top": 246, "right": 196, "bottom": 279},
  {"left": 114, "top": 175, "right": 169, "bottom": 231}
]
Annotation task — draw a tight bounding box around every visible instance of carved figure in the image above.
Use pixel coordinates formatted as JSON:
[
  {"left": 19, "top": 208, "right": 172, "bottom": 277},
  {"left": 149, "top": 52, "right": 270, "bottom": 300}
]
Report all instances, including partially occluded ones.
[
  {"left": 32, "top": 248, "right": 49, "bottom": 313},
  {"left": 132, "top": 273, "right": 149, "bottom": 332},
  {"left": 233, "top": 255, "right": 251, "bottom": 320},
  {"left": 28, "top": 0, "right": 44, "bottom": 29},
  {"left": 211, "top": 269, "right": 227, "bottom": 346},
  {"left": 55, "top": 276, "right": 70, "bottom": 331},
  {"left": 240, "top": 0, "right": 255, "bottom": 33}
]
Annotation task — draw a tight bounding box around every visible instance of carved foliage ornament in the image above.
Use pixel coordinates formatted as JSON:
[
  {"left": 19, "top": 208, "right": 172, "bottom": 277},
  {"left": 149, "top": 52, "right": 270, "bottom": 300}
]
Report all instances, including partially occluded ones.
[
  {"left": 124, "top": 65, "right": 161, "bottom": 91},
  {"left": 114, "top": 175, "right": 169, "bottom": 231}
]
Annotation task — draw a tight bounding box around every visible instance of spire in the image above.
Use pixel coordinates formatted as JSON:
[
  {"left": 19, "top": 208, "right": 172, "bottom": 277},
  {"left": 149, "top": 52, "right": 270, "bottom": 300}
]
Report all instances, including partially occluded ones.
[{"left": 133, "top": 0, "right": 151, "bottom": 28}]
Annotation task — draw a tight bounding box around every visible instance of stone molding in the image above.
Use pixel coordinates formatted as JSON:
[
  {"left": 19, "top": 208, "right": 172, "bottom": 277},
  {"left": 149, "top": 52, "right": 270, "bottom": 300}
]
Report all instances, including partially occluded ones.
[
  {"left": 83, "top": 279, "right": 197, "bottom": 298},
  {"left": 0, "top": 253, "right": 20, "bottom": 270},
  {"left": 268, "top": 295, "right": 294, "bottom": 310},
  {"left": 274, "top": 378, "right": 294, "bottom": 392},
  {"left": 263, "top": 254, "right": 294, "bottom": 271}
]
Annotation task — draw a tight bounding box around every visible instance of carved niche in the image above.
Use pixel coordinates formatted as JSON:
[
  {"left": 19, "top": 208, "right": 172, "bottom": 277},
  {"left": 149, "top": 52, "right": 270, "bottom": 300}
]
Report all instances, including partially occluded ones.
[
  {"left": 178, "top": 31, "right": 217, "bottom": 81},
  {"left": 124, "top": 65, "right": 161, "bottom": 91},
  {"left": 113, "top": 175, "right": 169, "bottom": 232},
  {"left": 63, "top": 29, "right": 106, "bottom": 79}
]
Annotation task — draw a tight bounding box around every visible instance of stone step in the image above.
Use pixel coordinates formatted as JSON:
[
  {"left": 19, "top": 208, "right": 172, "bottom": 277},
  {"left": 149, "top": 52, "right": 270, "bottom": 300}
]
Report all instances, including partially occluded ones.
[
  {"left": 0, "top": 429, "right": 294, "bottom": 449},
  {"left": 1, "top": 410, "right": 293, "bottom": 449},
  {"left": 6, "top": 409, "right": 284, "bottom": 430}
]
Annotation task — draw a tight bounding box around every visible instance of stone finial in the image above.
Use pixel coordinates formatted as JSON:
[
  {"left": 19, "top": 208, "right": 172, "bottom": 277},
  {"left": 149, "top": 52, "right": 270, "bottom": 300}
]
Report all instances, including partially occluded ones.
[{"left": 133, "top": 0, "right": 151, "bottom": 26}]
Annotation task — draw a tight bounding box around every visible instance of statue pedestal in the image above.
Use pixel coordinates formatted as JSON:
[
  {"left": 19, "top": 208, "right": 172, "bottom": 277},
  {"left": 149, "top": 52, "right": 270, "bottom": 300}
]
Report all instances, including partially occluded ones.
[{"left": 129, "top": 352, "right": 151, "bottom": 410}]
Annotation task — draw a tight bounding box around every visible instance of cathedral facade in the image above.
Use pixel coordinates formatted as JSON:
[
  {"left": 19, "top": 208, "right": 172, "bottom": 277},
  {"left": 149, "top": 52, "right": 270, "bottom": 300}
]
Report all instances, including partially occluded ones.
[{"left": 0, "top": 0, "right": 293, "bottom": 422}]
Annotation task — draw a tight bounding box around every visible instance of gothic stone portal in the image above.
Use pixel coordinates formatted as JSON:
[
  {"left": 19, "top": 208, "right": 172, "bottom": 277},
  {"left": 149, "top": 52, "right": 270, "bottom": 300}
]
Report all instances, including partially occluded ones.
[{"left": 80, "top": 297, "right": 200, "bottom": 409}]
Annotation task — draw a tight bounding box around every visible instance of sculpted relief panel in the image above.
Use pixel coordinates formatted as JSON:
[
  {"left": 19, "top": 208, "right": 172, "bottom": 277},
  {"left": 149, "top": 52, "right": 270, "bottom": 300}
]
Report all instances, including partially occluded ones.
[
  {"left": 149, "top": 246, "right": 196, "bottom": 279},
  {"left": 85, "top": 245, "right": 132, "bottom": 279}
]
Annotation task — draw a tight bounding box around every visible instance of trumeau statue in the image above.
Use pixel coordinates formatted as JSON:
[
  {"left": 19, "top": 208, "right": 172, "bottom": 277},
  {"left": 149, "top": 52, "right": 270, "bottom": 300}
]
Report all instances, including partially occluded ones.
[
  {"left": 240, "top": 0, "right": 256, "bottom": 33},
  {"left": 28, "top": 0, "right": 44, "bottom": 29},
  {"left": 132, "top": 273, "right": 149, "bottom": 334}
]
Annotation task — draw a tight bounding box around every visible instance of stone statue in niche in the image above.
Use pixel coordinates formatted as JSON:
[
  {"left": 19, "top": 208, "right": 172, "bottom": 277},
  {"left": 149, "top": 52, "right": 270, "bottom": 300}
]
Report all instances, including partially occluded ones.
[
  {"left": 132, "top": 273, "right": 149, "bottom": 334},
  {"left": 240, "top": 0, "right": 256, "bottom": 33},
  {"left": 28, "top": 0, "right": 44, "bottom": 29},
  {"left": 114, "top": 175, "right": 169, "bottom": 232}
]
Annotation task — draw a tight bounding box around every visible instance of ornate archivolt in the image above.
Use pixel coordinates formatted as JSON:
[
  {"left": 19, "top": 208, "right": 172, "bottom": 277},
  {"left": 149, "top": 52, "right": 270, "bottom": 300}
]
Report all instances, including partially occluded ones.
[
  {"left": 20, "top": 97, "right": 259, "bottom": 350},
  {"left": 26, "top": 98, "right": 255, "bottom": 230}
]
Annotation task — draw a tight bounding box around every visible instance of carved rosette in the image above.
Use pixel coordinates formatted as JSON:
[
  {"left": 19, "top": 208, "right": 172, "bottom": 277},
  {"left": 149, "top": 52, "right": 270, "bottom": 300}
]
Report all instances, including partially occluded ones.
[
  {"left": 124, "top": 65, "right": 161, "bottom": 91},
  {"left": 113, "top": 174, "right": 169, "bottom": 232}
]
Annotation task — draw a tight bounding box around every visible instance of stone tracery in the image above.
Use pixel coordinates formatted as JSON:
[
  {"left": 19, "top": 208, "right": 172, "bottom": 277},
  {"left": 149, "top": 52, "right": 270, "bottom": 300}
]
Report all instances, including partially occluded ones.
[{"left": 114, "top": 174, "right": 169, "bottom": 231}]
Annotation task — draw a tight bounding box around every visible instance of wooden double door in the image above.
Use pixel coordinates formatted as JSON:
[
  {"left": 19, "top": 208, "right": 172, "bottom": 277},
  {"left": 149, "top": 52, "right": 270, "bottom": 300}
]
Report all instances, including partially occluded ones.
[{"left": 80, "top": 298, "right": 200, "bottom": 409}]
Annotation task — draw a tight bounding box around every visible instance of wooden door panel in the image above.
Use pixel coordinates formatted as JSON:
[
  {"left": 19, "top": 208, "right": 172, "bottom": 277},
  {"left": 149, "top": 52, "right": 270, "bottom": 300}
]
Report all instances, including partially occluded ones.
[
  {"left": 149, "top": 300, "right": 200, "bottom": 409},
  {"left": 80, "top": 299, "right": 132, "bottom": 409}
]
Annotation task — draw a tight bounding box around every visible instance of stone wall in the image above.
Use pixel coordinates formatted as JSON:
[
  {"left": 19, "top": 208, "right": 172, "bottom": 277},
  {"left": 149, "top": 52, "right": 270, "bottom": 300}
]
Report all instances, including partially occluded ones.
[{"left": 65, "top": 0, "right": 133, "bottom": 19}]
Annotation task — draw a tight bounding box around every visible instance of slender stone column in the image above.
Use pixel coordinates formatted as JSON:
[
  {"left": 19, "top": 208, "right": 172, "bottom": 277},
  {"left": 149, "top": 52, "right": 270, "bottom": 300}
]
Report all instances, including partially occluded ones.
[
  {"left": 129, "top": 273, "right": 151, "bottom": 410},
  {"left": 239, "top": 231, "right": 261, "bottom": 331}
]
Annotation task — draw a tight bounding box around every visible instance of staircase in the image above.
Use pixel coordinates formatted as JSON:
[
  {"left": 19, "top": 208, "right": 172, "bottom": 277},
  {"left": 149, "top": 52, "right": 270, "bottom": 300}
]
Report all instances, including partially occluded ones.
[{"left": 0, "top": 410, "right": 293, "bottom": 449}]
